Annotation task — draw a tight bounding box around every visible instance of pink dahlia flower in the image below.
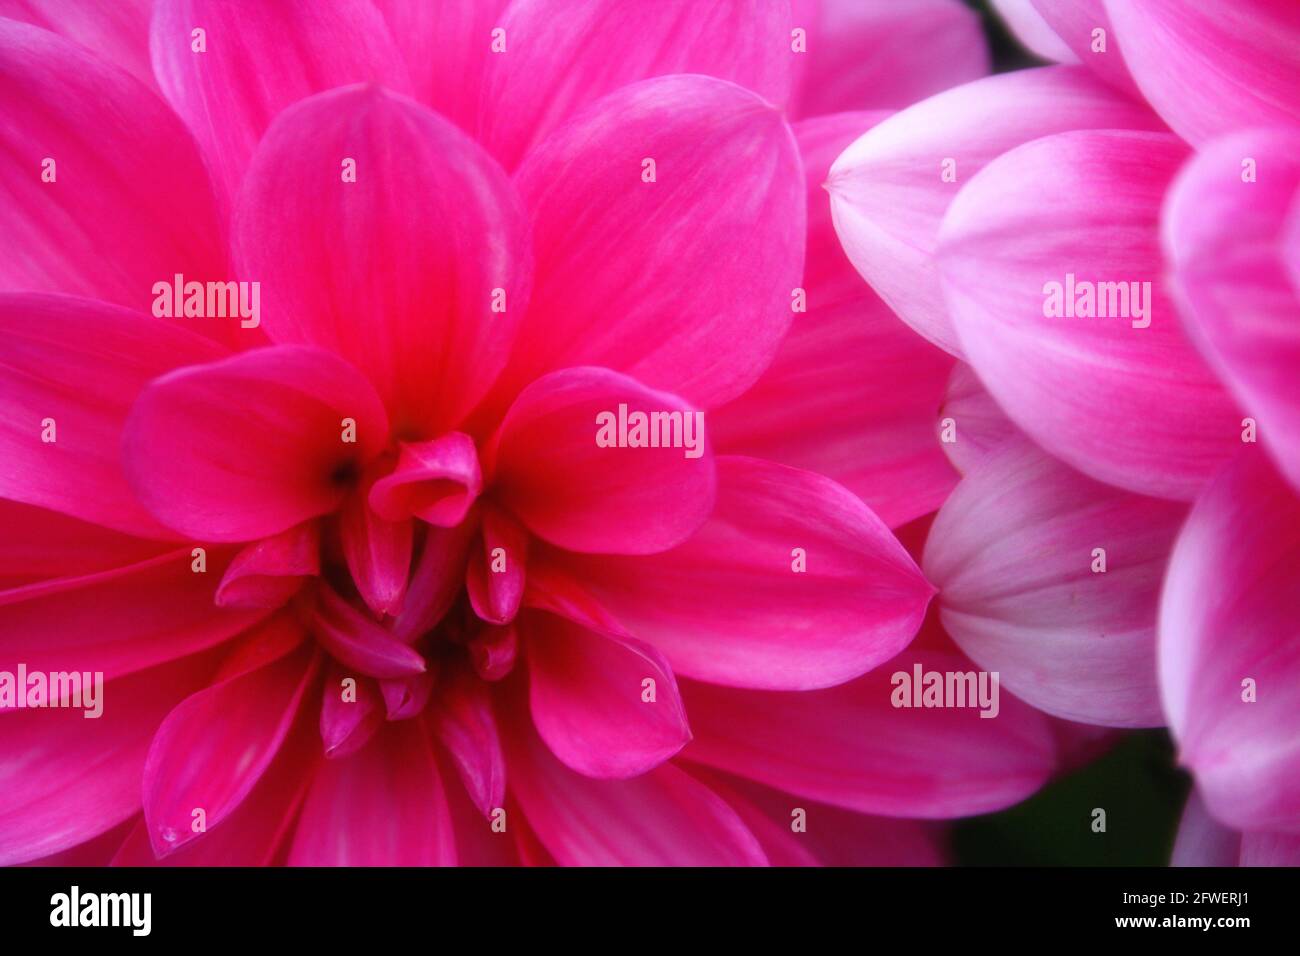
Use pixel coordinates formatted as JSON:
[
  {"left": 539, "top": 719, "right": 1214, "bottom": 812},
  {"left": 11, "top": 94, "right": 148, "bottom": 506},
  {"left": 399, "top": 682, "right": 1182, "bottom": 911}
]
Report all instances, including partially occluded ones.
[
  {"left": 0, "top": 0, "right": 1066, "bottom": 867},
  {"left": 831, "top": 0, "right": 1300, "bottom": 864}
]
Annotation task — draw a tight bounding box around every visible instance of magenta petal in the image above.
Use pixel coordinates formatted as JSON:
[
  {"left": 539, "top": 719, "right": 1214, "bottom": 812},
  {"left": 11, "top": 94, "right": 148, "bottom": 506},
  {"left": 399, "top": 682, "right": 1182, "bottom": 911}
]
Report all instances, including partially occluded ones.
[
  {"left": 288, "top": 720, "right": 457, "bottom": 866},
  {"left": 1241, "top": 832, "right": 1300, "bottom": 867},
  {"left": 478, "top": 0, "right": 795, "bottom": 170},
  {"left": 370, "top": 0, "right": 509, "bottom": 133},
  {"left": 523, "top": 611, "right": 691, "bottom": 779},
  {"left": 319, "top": 663, "right": 383, "bottom": 760},
  {"left": 1029, "top": 0, "right": 1140, "bottom": 95},
  {"left": 428, "top": 667, "right": 506, "bottom": 817},
  {"left": 1164, "top": 128, "right": 1300, "bottom": 495},
  {"left": 151, "top": 0, "right": 410, "bottom": 210},
  {"left": 0, "top": 0, "right": 156, "bottom": 89},
  {"left": 0, "top": 653, "right": 214, "bottom": 865},
  {"left": 465, "top": 506, "right": 528, "bottom": 626},
  {"left": 791, "top": 0, "right": 989, "bottom": 118},
  {"left": 389, "top": 522, "right": 475, "bottom": 645},
  {"left": 829, "top": 67, "right": 1162, "bottom": 357},
  {"left": 124, "top": 345, "right": 389, "bottom": 542},
  {"left": 678, "top": 632, "right": 1057, "bottom": 818},
  {"left": 489, "top": 367, "right": 716, "bottom": 555},
  {"left": 0, "top": 293, "right": 224, "bottom": 537},
  {"left": 340, "top": 468, "right": 413, "bottom": 618},
  {"left": 1159, "top": 450, "right": 1300, "bottom": 831},
  {"left": 143, "top": 641, "right": 318, "bottom": 857},
  {"left": 1103, "top": 0, "right": 1300, "bottom": 144},
  {"left": 370, "top": 433, "right": 482, "bottom": 527},
  {"left": 311, "top": 586, "right": 427, "bottom": 680},
  {"left": 0, "top": 500, "right": 165, "bottom": 589},
  {"left": 0, "top": 22, "right": 227, "bottom": 319},
  {"left": 710, "top": 112, "right": 959, "bottom": 529},
  {"left": 380, "top": 669, "right": 435, "bottom": 722},
  {"left": 233, "top": 85, "right": 531, "bottom": 436},
  {"left": 552, "top": 457, "right": 933, "bottom": 691},
  {"left": 496, "top": 74, "right": 805, "bottom": 409},
  {"left": 215, "top": 522, "right": 320, "bottom": 610},
  {"left": 925, "top": 437, "right": 1186, "bottom": 727},
  {"left": 0, "top": 548, "right": 265, "bottom": 680},
  {"left": 937, "top": 129, "right": 1240, "bottom": 500},
  {"left": 500, "top": 692, "right": 766, "bottom": 866}
]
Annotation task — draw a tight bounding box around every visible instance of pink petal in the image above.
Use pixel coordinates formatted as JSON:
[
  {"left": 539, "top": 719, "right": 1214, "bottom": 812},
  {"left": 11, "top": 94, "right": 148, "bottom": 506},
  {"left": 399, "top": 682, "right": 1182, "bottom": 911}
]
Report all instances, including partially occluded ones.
[
  {"left": 319, "top": 663, "right": 383, "bottom": 760},
  {"left": 500, "top": 690, "right": 766, "bottom": 866},
  {"left": 1163, "top": 128, "right": 1300, "bottom": 495},
  {"left": 370, "top": 0, "right": 509, "bottom": 133},
  {"left": 710, "top": 112, "right": 958, "bottom": 528},
  {"left": 150, "top": 0, "right": 410, "bottom": 211},
  {"left": 113, "top": 714, "right": 320, "bottom": 866},
  {"left": 487, "top": 367, "right": 716, "bottom": 555},
  {"left": 523, "top": 611, "right": 691, "bottom": 779},
  {"left": 123, "top": 345, "right": 389, "bottom": 541},
  {"left": 828, "top": 66, "right": 1163, "bottom": 357},
  {"left": 0, "top": 499, "right": 166, "bottom": 589},
  {"left": 434, "top": 750, "right": 520, "bottom": 866},
  {"left": 369, "top": 433, "right": 482, "bottom": 527},
  {"left": 340, "top": 463, "right": 413, "bottom": 618},
  {"left": 389, "top": 522, "right": 475, "bottom": 644},
  {"left": 1171, "top": 790, "right": 1242, "bottom": 867},
  {"left": 0, "top": 22, "right": 227, "bottom": 320},
  {"left": 988, "top": 0, "right": 1079, "bottom": 62},
  {"left": 288, "top": 720, "right": 457, "bottom": 866},
  {"left": 937, "top": 364, "right": 1017, "bottom": 475},
  {"left": 678, "top": 622, "right": 1058, "bottom": 818},
  {"left": 379, "top": 669, "right": 435, "bottom": 722},
  {"left": 233, "top": 85, "right": 531, "bottom": 437},
  {"left": 311, "top": 585, "right": 427, "bottom": 680},
  {"left": 936, "top": 129, "right": 1240, "bottom": 500},
  {"left": 478, "top": 0, "right": 795, "bottom": 170},
  {"left": 924, "top": 437, "right": 1186, "bottom": 727},
  {"left": 1159, "top": 449, "right": 1300, "bottom": 831},
  {"left": 492, "top": 74, "right": 804, "bottom": 410},
  {"left": 142, "top": 641, "right": 318, "bottom": 857},
  {"left": 0, "top": 652, "right": 215, "bottom": 865},
  {"left": 468, "top": 624, "right": 518, "bottom": 682},
  {"left": 1241, "top": 832, "right": 1300, "bottom": 867},
  {"left": 428, "top": 666, "right": 506, "bottom": 817},
  {"left": 790, "top": 0, "right": 989, "bottom": 118},
  {"left": 1029, "top": 0, "right": 1140, "bottom": 95},
  {"left": 465, "top": 506, "right": 528, "bottom": 625},
  {"left": 0, "top": 548, "right": 265, "bottom": 680},
  {"left": 0, "top": 293, "right": 224, "bottom": 537},
  {"left": 549, "top": 456, "right": 933, "bottom": 691},
  {"left": 1103, "top": 0, "right": 1300, "bottom": 145},
  {"left": 0, "top": 0, "right": 156, "bottom": 89},
  {"left": 215, "top": 522, "right": 320, "bottom": 610}
]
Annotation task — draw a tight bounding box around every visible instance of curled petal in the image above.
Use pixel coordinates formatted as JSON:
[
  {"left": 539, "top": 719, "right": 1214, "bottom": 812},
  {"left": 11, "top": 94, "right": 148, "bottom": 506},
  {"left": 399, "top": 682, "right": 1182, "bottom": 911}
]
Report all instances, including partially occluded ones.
[
  {"left": 465, "top": 506, "right": 528, "bottom": 625},
  {"left": 370, "top": 433, "right": 482, "bottom": 527},
  {"left": 216, "top": 522, "right": 320, "bottom": 610},
  {"left": 319, "top": 663, "right": 382, "bottom": 760},
  {"left": 311, "top": 586, "right": 427, "bottom": 680}
]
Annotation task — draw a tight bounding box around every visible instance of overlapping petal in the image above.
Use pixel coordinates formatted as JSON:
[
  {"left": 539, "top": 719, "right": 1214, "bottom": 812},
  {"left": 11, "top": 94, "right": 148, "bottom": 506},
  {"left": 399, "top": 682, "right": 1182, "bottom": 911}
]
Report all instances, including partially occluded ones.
[{"left": 937, "top": 129, "right": 1240, "bottom": 499}]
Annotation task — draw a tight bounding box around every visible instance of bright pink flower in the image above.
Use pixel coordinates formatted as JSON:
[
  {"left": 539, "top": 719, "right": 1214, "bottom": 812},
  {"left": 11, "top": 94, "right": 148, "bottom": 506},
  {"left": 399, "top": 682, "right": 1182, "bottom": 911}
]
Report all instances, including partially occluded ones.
[{"left": 0, "top": 0, "right": 1056, "bottom": 867}]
